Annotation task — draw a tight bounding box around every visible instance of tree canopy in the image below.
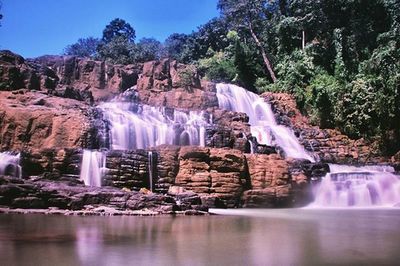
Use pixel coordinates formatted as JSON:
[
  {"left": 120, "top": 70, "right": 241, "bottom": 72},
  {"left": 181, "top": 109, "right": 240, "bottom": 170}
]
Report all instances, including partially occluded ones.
[
  {"left": 64, "top": 37, "right": 100, "bottom": 58},
  {"left": 102, "top": 18, "right": 136, "bottom": 43}
]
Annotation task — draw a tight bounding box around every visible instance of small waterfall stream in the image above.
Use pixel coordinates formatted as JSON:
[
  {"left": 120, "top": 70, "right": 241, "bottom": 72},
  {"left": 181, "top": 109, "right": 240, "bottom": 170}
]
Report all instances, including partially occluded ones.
[
  {"left": 216, "top": 83, "right": 315, "bottom": 162},
  {"left": 310, "top": 164, "right": 400, "bottom": 207},
  {"left": 79, "top": 150, "right": 106, "bottom": 187},
  {"left": 0, "top": 152, "right": 21, "bottom": 178}
]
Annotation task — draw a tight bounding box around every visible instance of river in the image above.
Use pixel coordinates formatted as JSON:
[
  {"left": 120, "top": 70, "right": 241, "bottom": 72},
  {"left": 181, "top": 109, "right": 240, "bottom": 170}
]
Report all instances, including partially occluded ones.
[{"left": 1, "top": 209, "right": 400, "bottom": 265}]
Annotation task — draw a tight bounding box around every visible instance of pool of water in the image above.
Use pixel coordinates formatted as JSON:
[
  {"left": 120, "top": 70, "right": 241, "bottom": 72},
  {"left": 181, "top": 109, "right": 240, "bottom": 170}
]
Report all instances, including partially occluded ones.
[{"left": 1, "top": 209, "right": 400, "bottom": 266}]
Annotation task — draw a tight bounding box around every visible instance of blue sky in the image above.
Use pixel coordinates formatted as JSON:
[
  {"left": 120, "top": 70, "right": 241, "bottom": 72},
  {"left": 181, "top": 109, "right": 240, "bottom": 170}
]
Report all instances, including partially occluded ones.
[{"left": 0, "top": 0, "right": 219, "bottom": 58}]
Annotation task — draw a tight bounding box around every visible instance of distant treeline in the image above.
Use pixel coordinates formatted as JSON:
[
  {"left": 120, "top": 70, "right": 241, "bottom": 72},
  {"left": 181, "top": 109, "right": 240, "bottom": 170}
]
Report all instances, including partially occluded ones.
[{"left": 65, "top": 0, "right": 400, "bottom": 154}]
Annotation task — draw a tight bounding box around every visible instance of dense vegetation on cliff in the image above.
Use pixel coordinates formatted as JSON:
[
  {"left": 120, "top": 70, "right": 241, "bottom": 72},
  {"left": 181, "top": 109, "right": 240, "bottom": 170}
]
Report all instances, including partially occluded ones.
[{"left": 64, "top": 0, "right": 399, "bottom": 155}]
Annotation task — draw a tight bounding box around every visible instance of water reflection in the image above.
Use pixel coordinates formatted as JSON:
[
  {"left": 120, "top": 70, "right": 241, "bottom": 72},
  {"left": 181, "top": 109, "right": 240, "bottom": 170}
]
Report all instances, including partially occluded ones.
[{"left": 1, "top": 209, "right": 400, "bottom": 265}]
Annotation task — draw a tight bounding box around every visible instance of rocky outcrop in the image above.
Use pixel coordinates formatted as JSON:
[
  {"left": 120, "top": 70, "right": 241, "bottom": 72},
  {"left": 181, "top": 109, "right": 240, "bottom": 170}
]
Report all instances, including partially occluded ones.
[
  {"left": 0, "top": 90, "right": 89, "bottom": 152},
  {"left": 136, "top": 59, "right": 218, "bottom": 110},
  {"left": 104, "top": 150, "right": 149, "bottom": 190},
  {"left": 21, "top": 148, "right": 81, "bottom": 179},
  {"left": 152, "top": 145, "right": 180, "bottom": 193},
  {"left": 0, "top": 175, "right": 207, "bottom": 214},
  {"left": 175, "top": 146, "right": 248, "bottom": 207},
  {"left": 262, "top": 92, "right": 382, "bottom": 164},
  {"left": 0, "top": 50, "right": 141, "bottom": 102},
  {"left": 242, "top": 154, "right": 292, "bottom": 207}
]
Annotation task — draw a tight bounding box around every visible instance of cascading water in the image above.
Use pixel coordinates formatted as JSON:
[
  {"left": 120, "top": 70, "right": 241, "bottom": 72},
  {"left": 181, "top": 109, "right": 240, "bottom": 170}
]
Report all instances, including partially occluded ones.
[
  {"left": 99, "top": 102, "right": 208, "bottom": 150},
  {"left": 79, "top": 100, "right": 208, "bottom": 187},
  {"left": 216, "top": 83, "right": 314, "bottom": 162},
  {"left": 310, "top": 164, "right": 400, "bottom": 207},
  {"left": 0, "top": 152, "right": 21, "bottom": 178},
  {"left": 80, "top": 150, "right": 106, "bottom": 187}
]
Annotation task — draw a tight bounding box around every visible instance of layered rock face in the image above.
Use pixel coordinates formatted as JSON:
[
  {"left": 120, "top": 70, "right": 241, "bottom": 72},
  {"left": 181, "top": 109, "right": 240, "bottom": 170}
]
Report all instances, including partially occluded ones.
[
  {"left": 136, "top": 59, "right": 218, "bottom": 110},
  {"left": 16, "top": 146, "right": 307, "bottom": 209},
  {"left": 175, "top": 147, "right": 247, "bottom": 207},
  {"left": 242, "top": 154, "right": 291, "bottom": 207},
  {"left": 0, "top": 90, "right": 89, "bottom": 152},
  {"left": 0, "top": 50, "right": 140, "bottom": 102}
]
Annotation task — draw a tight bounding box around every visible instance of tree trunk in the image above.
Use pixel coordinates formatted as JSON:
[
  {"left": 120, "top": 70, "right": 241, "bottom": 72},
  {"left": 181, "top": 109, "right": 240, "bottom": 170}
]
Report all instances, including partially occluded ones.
[
  {"left": 302, "top": 30, "right": 306, "bottom": 50},
  {"left": 248, "top": 23, "right": 277, "bottom": 83}
]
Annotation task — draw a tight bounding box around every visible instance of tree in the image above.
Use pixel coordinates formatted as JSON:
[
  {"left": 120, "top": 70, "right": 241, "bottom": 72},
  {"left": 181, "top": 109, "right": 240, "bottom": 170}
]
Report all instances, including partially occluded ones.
[
  {"left": 102, "top": 18, "right": 136, "bottom": 43},
  {"left": 134, "top": 38, "right": 163, "bottom": 62},
  {"left": 218, "top": 0, "right": 277, "bottom": 82},
  {"left": 195, "top": 17, "right": 230, "bottom": 56},
  {"left": 97, "top": 36, "right": 135, "bottom": 64},
  {"left": 63, "top": 37, "right": 100, "bottom": 57},
  {"left": 164, "top": 33, "right": 190, "bottom": 60}
]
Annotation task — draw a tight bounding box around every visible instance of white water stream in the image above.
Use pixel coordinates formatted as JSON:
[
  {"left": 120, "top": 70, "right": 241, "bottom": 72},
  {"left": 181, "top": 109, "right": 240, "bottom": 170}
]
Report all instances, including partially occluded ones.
[
  {"left": 310, "top": 164, "right": 400, "bottom": 207},
  {"left": 216, "top": 83, "right": 315, "bottom": 162},
  {"left": 79, "top": 150, "right": 106, "bottom": 187}
]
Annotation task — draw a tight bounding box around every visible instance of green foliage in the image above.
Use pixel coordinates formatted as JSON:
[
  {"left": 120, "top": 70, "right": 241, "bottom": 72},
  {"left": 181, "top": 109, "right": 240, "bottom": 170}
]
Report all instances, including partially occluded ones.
[
  {"left": 273, "top": 49, "right": 316, "bottom": 108},
  {"left": 177, "top": 65, "right": 198, "bottom": 89},
  {"left": 97, "top": 36, "right": 134, "bottom": 64},
  {"left": 134, "top": 38, "right": 163, "bottom": 62},
  {"left": 198, "top": 50, "right": 237, "bottom": 82},
  {"left": 336, "top": 76, "right": 380, "bottom": 138},
  {"left": 64, "top": 37, "right": 100, "bottom": 58},
  {"left": 164, "top": 33, "right": 194, "bottom": 63},
  {"left": 102, "top": 18, "right": 136, "bottom": 43},
  {"left": 306, "top": 72, "right": 341, "bottom": 128}
]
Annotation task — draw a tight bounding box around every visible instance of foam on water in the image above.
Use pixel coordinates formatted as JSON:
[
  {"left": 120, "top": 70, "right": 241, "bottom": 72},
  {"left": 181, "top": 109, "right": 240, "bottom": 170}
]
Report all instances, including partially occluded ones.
[{"left": 309, "top": 164, "right": 400, "bottom": 207}]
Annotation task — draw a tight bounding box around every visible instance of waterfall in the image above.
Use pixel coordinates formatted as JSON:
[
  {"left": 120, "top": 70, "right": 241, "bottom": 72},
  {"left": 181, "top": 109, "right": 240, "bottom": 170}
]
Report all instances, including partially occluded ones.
[
  {"left": 79, "top": 101, "right": 208, "bottom": 187},
  {"left": 310, "top": 164, "right": 400, "bottom": 207},
  {"left": 148, "top": 151, "right": 156, "bottom": 192},
  {"left": 0, "top": 152, "right": 21, "bottom": 178},
  {"left": 99, "top": 102, "right": 208, "bottom": 150},
  {"left": 80, "top": 150, "right": 106, "bottom": 187},
  {"left": 216, "top": 83, "right": 314, "bottom": 161}
]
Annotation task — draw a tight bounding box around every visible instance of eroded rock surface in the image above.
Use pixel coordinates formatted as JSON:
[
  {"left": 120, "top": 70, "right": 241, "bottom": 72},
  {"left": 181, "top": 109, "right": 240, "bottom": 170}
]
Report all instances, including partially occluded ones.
[{"left": 0, "top": 90, "right": 89, "bottom": 152}]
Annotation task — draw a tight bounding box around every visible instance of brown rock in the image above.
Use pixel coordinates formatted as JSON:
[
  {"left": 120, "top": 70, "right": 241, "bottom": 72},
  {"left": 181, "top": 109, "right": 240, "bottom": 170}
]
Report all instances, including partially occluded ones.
[
  {"left": 245, "top": 154, "right": 290, "bottom": 189},
  {"left": 1, "top": 51, "right": 141, "bottom": 102},
  {"left": 0, "top": 91, "right": 89, "bottom": 151}
]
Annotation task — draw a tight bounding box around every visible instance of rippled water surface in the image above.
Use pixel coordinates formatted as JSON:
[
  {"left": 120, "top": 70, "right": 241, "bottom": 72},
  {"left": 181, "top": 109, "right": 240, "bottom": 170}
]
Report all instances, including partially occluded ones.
[{"left": 1, "top": 209, "right": 400, "bottom": 266}]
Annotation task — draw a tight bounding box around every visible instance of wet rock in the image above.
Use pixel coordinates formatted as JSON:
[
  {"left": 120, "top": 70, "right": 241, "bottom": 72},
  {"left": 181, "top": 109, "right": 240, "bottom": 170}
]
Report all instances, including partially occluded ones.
[{"left": 12, "top": 196, "right": 45, "bottom": 209}]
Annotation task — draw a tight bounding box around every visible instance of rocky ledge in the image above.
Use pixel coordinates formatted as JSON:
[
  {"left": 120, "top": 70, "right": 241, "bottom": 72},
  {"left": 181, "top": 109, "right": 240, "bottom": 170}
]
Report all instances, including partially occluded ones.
[{"left": 0, "top": 175, "right": 209, "bottom": 216}]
